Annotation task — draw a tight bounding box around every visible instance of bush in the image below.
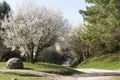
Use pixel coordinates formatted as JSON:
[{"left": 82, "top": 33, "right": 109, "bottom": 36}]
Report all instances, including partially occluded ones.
[
  {"left": 0, "top": 48, "right": 20, "bottom": 61},
  {"left": 36, "top": 48, "right": 65, "bottom": 64}
]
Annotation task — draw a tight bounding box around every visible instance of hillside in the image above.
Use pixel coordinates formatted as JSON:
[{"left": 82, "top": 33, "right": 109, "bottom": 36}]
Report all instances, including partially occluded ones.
[{"left": 77, "top": 53, "right": 120, "bottom": 69}]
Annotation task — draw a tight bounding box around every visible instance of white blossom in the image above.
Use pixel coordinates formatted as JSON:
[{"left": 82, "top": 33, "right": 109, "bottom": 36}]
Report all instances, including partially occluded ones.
[{"left": 0, "top": 5, "right": 69, "bottom": 62}]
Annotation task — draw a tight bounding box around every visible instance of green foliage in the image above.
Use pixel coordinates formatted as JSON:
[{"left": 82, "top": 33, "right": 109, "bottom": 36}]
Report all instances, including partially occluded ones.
[
  {"left": 36, "top": 48, "right": 64, "bottom": 64},
  {"left": 0, "top": 1, "right": 11, "bottom": 62},
  {"left": 0, "top": 49, "right": 20, "bottom": 61},
  {"left": 80, "top": 0, "right": 120, "bottom": 55},
  {"left": 0, "top": 1, "right": 11, "bottom": 20}
]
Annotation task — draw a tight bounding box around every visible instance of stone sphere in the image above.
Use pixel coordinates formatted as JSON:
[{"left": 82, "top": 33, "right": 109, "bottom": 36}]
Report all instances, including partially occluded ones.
[{"left": 6, "top": 58, "right": 23, "bottom": 69}]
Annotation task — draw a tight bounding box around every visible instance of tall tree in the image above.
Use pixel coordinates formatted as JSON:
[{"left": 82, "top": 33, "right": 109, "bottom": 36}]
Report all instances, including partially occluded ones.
[
  {"left": 80, "top": 0, "right": 120, "bottom": 55},
  {"left": 0, "top": 1, "right": 11, "bottom": 48},
  {"left": 68, "top": 24, "right": 88, "bottom": 62},
  {"left": 0, "top": 1, "right": 11, "bottom": 20},
  {"left": 0, "top": 6, "right": 69, "bottom": 63}
]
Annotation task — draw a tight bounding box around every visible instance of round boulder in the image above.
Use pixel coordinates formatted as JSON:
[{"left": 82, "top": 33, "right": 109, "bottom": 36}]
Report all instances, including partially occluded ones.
[{"left": 6, "top": 58, "right": 23, "bottom": 69}]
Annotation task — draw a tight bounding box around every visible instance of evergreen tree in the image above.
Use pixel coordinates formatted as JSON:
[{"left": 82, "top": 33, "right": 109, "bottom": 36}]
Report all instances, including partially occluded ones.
[
  {"left": 80, "top": 0, "right": 120, "bottom": 55},
  {"left": 0, "top": 1, "right": 11, "bottom": 45},
  {"left": 0, "top": 1, "right": 11, "bottom": 20}
]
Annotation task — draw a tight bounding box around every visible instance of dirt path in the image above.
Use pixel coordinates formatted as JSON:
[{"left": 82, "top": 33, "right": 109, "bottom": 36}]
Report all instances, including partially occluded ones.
[
  {"left": 0, "top": 68, "right": 120, "bottom": 80},
  {"left": 73, "top": 68, "right": 120, "bottom": 80}
]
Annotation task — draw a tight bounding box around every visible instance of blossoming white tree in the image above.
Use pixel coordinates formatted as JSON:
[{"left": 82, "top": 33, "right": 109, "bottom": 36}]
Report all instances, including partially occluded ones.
[
  {"left": 0, "top": 6, "right": 69, "bottom": 63},
  {"left": 68, "top": 24, "right": 88, "bottom": 62}
]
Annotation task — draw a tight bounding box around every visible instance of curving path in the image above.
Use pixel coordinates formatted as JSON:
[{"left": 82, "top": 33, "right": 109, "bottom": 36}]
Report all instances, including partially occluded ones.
[
  {"left": 74, "top": 68, "right": 120, "bottom": 80},
  {"left": 0, "top": 68, "right": 120, "bottom": 80}
]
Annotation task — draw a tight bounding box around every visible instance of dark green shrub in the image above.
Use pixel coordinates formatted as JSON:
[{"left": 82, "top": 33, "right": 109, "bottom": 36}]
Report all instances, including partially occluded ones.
[
  {"left": 0, "top": 48, "right": 20, "bottom": 61},
  {"left": 36, "top": 48, "right": 65, "bottom": 64}
]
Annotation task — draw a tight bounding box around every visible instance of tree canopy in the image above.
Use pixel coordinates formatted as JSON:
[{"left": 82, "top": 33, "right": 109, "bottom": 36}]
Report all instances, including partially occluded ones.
[
  {"left": 80, "top": 0, "right": 120, "bottom": 55},
  {"left": 0, "top": 1, "right": 11, "bottom": 49},
  {"left": 0, "top": 5, "right": 69, "bottom": 63},
  {"left": 0, "top": 1, "right": 11, "bottom": 20}
]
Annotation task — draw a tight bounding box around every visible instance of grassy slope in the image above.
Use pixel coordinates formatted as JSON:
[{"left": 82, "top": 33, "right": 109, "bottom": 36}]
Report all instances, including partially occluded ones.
[{"left": 77, "top": 53, "right": 120, "bottom": 69}]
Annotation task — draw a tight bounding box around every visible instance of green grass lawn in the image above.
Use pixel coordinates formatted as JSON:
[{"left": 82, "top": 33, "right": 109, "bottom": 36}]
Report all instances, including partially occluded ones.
[
  {"left": 0, "top": 62, "right": 81, "bottom": 80},
  {"left": 0, "top": 73, "right": 52, "bottom": 80},
  {"left": 23, "top": 62, "right": 81, "bottom": 75},
  {"left": 77, "top": 53, "right": 120, "bottom": 69}
]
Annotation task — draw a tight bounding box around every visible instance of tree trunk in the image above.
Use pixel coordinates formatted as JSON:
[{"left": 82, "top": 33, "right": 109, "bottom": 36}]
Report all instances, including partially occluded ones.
[
  {"left": 82, "top": 52, "right": 89, "bottom": 64},
  {"left": 81, "top": 53, "right": 86, "bottom": 61},
  {"left": 30, "top": 52, "right": 34, "bottom": 63},
  {"left": 29, "top": 42, "right": 35, "bottom": 63}
]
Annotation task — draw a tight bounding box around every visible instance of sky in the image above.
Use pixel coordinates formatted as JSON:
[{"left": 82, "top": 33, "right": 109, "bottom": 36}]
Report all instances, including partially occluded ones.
[{"left": 0, "top": 0, "right": 89, "bottom": 26}]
